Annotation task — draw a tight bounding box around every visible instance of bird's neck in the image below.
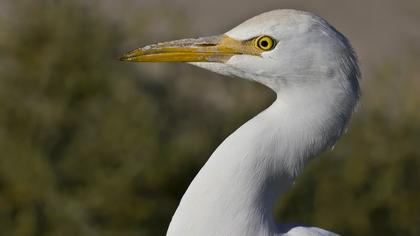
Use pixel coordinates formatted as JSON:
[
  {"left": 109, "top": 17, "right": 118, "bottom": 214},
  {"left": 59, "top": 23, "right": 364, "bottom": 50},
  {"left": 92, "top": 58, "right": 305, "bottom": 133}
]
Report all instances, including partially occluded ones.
[{"left": 167, "top": 82, "right": 352, "bottom": 236}]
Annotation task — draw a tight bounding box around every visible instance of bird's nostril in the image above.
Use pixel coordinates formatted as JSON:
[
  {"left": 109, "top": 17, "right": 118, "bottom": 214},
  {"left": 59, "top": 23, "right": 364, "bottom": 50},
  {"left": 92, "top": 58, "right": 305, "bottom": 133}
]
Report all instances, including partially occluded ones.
[{"left": 196, "top": 43, "right": 218, "bottom": 47}]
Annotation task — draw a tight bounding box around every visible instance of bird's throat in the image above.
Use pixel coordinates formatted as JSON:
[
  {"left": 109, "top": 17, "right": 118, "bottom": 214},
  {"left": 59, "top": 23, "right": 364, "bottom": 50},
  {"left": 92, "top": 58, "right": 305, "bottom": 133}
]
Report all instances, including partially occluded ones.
[
  {"left": 167, "top": 103, "right": 290, "bottom": 235},
  {"left": 167, "top": 83, "right": 353, "bottom": 236}
]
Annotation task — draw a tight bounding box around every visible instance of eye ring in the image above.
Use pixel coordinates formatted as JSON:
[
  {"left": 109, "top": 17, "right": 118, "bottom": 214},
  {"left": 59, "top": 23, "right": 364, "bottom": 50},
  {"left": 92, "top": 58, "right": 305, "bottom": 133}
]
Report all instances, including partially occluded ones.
[{"left": 255, "top": 35, "right": 276, "bottom": 51}]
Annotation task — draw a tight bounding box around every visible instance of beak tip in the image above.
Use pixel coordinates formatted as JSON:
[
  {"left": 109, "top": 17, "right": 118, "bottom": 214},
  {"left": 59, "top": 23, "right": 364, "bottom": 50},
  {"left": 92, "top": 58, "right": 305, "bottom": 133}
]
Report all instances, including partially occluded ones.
[
  {"left": 119, "top": 48, "right": 143, "bottom": 62},
  {"left": 119, "top": 54, "right": 135, "bottom": 62}
]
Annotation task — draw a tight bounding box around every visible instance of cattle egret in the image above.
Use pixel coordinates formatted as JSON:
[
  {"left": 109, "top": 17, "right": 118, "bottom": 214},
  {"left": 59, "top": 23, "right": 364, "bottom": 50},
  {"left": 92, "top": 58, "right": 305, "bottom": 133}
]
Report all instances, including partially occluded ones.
[{"left": 121, "top": 9, "right": 360, "bottom": 236}]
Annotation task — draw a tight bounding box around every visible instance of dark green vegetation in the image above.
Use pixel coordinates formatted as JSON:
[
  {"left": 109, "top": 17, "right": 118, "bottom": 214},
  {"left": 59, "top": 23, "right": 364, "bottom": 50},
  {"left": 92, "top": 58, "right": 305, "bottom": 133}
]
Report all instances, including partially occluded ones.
[{"left": 0, "top": 1, "right": 419, "bottom": 235}]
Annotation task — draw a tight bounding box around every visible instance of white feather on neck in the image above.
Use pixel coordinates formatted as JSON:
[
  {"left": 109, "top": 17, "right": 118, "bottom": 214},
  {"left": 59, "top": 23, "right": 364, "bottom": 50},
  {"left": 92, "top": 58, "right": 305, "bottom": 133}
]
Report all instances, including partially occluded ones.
[{"left": 167, "top": 78, "right": 353, "bottom": 236}]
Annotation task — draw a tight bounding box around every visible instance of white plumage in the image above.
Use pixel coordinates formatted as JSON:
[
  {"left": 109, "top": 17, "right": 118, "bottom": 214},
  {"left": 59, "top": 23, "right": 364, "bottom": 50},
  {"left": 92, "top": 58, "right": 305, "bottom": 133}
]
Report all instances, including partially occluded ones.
[{"left": 121, "top": 9, "right": 360, "bottom": 236}]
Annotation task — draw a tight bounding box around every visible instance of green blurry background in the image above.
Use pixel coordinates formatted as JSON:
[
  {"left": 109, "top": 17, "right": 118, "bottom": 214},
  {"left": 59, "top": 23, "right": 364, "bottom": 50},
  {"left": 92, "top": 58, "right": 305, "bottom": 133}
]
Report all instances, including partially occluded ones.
[{"left": 0, "top": 0, "right": 419, "bottom": 235}]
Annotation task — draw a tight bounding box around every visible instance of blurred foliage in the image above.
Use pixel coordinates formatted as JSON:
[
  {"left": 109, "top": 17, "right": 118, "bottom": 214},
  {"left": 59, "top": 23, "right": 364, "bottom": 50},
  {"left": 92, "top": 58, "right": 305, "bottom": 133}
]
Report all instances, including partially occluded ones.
[
  {"left": 0, "top": 1, "right": 270, "bottom": 235},
  {"left": 0, "top": 0, "right": 419, "bottom": 236}
]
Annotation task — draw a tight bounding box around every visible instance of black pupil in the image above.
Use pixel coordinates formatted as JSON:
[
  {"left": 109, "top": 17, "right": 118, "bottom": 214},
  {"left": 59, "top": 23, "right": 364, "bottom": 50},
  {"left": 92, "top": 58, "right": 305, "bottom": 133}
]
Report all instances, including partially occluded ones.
[{"left": 260, "top": 40, "right": 269, "bottom": 48}]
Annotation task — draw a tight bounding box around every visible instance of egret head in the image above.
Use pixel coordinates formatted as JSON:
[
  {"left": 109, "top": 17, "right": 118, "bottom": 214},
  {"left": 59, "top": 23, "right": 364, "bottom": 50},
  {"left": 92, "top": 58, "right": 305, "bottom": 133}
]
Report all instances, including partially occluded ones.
[{"left": 121, "top": 9, "right": 359, "bottom": 96}]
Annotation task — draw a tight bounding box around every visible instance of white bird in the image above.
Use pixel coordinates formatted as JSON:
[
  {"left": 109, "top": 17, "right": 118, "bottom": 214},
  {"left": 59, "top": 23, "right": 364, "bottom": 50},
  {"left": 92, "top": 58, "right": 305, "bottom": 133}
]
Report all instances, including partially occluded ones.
[{"left": 121, "top": 9, "right": 360, "bottom": 236}]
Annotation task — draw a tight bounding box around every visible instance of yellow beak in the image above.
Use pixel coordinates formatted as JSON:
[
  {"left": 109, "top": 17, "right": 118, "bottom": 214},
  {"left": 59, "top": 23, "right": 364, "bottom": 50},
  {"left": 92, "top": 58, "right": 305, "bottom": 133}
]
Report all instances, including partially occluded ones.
[{"left": 120, "top": 35, "right": 260, "bottom": 63}]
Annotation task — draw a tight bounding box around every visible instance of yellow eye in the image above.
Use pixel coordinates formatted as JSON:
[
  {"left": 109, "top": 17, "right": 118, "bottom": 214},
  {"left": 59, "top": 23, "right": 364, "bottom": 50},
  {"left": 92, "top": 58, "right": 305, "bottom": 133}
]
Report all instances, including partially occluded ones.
[{"left": 255, "top": 35, "right": 276, "bottom": 51}]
